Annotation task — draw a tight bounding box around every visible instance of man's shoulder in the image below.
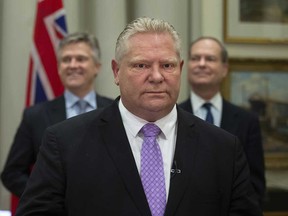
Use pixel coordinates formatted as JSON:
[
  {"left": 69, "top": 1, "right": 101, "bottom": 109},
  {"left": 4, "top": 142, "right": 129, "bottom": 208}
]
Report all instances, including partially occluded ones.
[
  {"left": 178, "top": 98, "right": 191, "bottom": 112},
  {"left": 48, "top": 105, "right": 108, "bottom": 132},
  {"left": 24, "top": 96, "right": 64, "bottom": 115},
  {"left": 178, "top": 98, "right": 190, "bottom": 107},
  {"left": 223, "top": 99, "right": 258, "bottom": 120},
  {"left": 26, "top": 96, "right": 63, "bottom": 109},
  {"left": 178, "top": 107, "right": 240, "bottom": 156},
  {"left": 24, "top": 96, "right": 65, "bottom": 117},
  {"left": 96, "top": 94, "right": 114, "bottom": 107},
  {"left": 178, "top": 106, "right": 234, "bottom": 136}
]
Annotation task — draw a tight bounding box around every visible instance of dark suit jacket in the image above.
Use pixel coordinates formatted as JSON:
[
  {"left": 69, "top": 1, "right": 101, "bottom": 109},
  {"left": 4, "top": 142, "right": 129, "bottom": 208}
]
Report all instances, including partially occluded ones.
[
  {"left": 1, "top": 94, "right": 113, "bottom": 197},
  {"left": 15, "top": 99, "right": 262, "bottom": 216},
  {"left": 179, "top": 98, "right": 266, "bottom": 205}
]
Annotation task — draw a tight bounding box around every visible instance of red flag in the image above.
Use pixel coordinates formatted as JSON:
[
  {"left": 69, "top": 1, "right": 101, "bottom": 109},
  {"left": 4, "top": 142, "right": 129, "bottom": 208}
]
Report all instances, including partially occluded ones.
[
  {"left": 25, "top": 0, "right": 67, "bottom": 106},
  {"left": 11, "top": 0, "right": 67, "bottom": 214}
]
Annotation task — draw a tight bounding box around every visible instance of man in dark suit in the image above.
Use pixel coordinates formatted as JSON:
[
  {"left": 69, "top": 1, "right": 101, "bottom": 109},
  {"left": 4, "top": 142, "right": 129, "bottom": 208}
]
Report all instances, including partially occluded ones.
[
  {"left": 179, "top": 36, "right": 265, "bottom": 206},
  {"left": 1, "top": 32, "right": 113, "bottom": 198},
  {"left": 15, "top": 18, "right": 262, "bottom": 216}
]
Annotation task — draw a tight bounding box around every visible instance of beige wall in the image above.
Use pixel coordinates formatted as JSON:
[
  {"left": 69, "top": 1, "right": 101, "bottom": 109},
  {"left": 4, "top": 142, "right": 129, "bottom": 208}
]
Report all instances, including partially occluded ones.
[{"left": 0, "top": 0, "right": 287, "bottom": 210}]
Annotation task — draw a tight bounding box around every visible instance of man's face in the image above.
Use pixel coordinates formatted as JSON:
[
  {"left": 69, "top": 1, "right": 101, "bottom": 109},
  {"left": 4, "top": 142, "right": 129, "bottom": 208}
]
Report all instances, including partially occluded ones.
[
  {"left": 58, "top": 42, "right": 100, "bottom": 95},
  {"left": 187, "top": 39, "right": 228, "bottom": 89},
  {"left": 112, "top": 32, "right": 183, "bottom": 121}
]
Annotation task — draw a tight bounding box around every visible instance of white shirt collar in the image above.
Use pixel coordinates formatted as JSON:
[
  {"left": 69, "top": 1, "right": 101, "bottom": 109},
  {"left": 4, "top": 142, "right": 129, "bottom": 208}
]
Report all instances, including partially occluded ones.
[
  {"left": 190, "top": 91, "right": 222, "bottom": 113},
  {"left": 118, "top": 99, "right": 177, "bottom": 139},
  {"left": 64, "top": 90, "right": 97, "bottom": 109}
]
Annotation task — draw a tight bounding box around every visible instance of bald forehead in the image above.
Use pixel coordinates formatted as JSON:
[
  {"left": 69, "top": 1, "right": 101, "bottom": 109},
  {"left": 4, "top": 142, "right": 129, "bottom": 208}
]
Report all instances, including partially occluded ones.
[
  {"left": 191, "top": 39, "right": 221, "bottom": 51},
  {"left": 190, "top": 39, "right": 222, "bottom": 59}
]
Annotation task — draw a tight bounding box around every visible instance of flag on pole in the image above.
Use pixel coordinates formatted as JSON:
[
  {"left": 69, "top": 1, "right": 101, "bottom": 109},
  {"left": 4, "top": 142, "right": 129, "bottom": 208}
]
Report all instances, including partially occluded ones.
[
  {"left": 25, "top": 0, "right": 67, "bottom": 106},
  {"left": 11, "top": 0, "right": 67, "bottom": 215}
]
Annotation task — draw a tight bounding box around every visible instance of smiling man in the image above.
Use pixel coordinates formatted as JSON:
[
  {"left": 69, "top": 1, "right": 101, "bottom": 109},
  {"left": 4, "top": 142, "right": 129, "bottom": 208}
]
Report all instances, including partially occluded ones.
[
  {"left": 1, "top": 32, "right": 113, "bottom": 200},
  {"left": 58, "top": 34, "right": 101, "bottom": 99},
  {"left": 179, "top": 36, "right": 266, "bottom": 207}
]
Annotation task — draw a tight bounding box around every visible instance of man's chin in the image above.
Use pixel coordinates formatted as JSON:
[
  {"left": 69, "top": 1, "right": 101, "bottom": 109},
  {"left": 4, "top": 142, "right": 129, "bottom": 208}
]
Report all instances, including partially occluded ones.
[
  {"left": 145, "top": 100, "right": 172, "bottom": 111},
  {"left": 192, "top": 81, "right": 211, "bottom": 87},
  {"left": 66, "top": 82, "right": 83, "bottom": 89}
]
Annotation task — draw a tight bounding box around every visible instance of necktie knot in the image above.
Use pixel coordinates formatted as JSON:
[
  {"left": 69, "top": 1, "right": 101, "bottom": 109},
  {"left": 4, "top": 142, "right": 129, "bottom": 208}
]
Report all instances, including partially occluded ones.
[
  {"left": 76, "top": 99, "right": 88, "bottom": 114},
  {"left": 141, "top": 123, "right": 161, "bottom": 137},
  {"left": 202, "top": 102, "right": 214, "bottom": 124},
  {"left": 202, "top": 102, "right": 212, "bottom": 110}
]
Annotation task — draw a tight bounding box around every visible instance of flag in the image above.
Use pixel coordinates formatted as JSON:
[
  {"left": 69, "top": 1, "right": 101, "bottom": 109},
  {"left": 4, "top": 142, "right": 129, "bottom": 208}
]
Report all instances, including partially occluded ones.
[
  {"left": 25, "top": 0, "right": 67, "bottom": 106},
  {"left": 11, "top": 0, "right": 67, "bottom": 214}
]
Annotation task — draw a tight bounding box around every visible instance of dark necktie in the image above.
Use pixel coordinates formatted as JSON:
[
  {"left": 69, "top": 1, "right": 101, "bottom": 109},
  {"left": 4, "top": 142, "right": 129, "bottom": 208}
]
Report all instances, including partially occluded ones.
[
  {"left": 140, "top": 123, "right": 166, "bottom": 216},
  {"left": 203, "top": 102, "right": 214, "bottom": 124}
]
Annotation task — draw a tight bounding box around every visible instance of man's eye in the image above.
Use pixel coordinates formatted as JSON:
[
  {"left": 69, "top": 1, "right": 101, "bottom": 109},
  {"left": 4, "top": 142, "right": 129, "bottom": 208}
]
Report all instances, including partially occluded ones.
[
  {"left": 190, "top": 56, "right": 199, "bottom": 61},
  {"left": 206, "top": 56, "right": 216, "bottom": 62},
  {"left": 77, "top": 56, "right": 88, "bottom": 62},
  {"left": 162, "top": 63, "right": 174, "bottom": 69},
  {"left": 61, "top": 57, "right": 71, "bottom": 63},
  {"left": 134, "top": 64, "right": 147, "bottom": 69}
]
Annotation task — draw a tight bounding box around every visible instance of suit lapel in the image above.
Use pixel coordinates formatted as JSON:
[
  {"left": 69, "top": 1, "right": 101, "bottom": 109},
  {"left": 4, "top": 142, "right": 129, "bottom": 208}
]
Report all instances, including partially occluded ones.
[
  {"left": 220, "top": 100, "right": 237, "bottom": 133},
  {"left": 96, "top": 95, "right": 105, "bottom": 108},
  {"left": 46, "top": 96, "right": 67, "bottom": 124},
  {"left": 97, "top": 102, "right": 151, "bottom": 216},
  {"left": 96, "top": 94, "right": 111, "bottom": 108},
  {"left": 179, "top": 99, "right": 193, "bottom": 113},
  {"left": 165, "top": 108, "right": 199, "bottom": 216}
]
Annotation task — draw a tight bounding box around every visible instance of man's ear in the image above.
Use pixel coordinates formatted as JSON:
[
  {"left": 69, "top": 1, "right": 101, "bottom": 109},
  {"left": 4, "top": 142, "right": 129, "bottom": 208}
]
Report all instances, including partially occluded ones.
[
  {"left": 111, "top": 59, "right": 120, "bottom": 85},
  {"left": 222, "top": 63, "right": 229, "bottom": 78}
]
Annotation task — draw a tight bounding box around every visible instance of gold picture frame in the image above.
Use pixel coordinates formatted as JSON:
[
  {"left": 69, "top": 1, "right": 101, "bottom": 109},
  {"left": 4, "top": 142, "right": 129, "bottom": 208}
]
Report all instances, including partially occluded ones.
[
  {"left": 221, "top": 58, "right": 288, "bottom": 215},
  {"left": 223, "top": 0, "right": 288, "bottom": 44}
]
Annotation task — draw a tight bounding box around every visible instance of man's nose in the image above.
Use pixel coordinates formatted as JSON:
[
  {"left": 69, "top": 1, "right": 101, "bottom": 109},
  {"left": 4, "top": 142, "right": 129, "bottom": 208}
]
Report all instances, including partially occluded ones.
[
  {"left": 199, "top": 57, "right": 206, "bottom": 66},
  {"left": 68, "top": 58, "right": 78, "bottom": 67},
  {"left": 149, "top": 65, "right": 164, "bottom": 82}
]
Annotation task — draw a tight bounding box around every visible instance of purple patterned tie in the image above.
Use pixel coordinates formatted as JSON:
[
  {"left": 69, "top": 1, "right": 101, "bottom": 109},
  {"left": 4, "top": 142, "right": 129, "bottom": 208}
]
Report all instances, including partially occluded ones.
[{"left": 140, "top": 123, "right": 166, "bottom": 216}]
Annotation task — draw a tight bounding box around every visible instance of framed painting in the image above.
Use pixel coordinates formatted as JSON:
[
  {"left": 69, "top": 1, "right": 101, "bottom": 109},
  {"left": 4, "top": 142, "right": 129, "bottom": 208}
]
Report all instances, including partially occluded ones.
[
  {"left": 223, "top": 0, "right": 288, "bottom": 44},
  {"left": 221, "top": 58, "right": 288, "bottom": 215}
]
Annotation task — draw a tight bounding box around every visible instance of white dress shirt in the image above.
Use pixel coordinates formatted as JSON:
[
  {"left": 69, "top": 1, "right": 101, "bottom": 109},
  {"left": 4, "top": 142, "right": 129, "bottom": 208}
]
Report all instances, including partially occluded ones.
[
  {"left": 118, "top": 99, "right": 177, "bottom": 199},
  {"left": 190, "top": 91, "right": 222, "bottom": 127}
]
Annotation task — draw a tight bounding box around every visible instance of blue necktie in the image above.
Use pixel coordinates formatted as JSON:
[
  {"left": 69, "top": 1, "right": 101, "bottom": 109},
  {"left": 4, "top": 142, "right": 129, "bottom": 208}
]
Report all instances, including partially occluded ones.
[
  {"left": 203, "top": 103, "right": 214, "bottom": 124},
  {"left": 76, "top": 100, "right": 88, "bottom": 114}
]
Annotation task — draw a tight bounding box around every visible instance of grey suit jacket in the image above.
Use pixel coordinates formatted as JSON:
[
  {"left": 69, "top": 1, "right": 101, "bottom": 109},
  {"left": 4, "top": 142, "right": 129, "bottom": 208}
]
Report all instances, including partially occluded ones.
[
  {"left": 1, "top": 94, "right": 113, "bottom": 197},
  {"left": 15, "top": 98, "right": 262, "bottom": 216}
]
